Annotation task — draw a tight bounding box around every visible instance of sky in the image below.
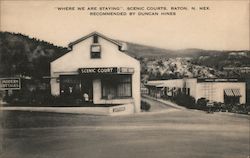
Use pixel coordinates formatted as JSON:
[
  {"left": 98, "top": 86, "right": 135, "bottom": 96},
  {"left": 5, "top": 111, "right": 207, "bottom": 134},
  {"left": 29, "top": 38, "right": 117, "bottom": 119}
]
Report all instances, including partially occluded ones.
[{"left": 0, "top": 0, "right": 249, "bottom": 50}]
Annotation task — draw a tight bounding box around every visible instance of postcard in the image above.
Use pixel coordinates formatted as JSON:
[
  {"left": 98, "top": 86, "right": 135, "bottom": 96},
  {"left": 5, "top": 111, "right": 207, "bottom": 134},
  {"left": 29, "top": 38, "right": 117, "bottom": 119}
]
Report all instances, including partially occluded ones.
[{"left": 0, "top": 1, "right": 249, "bottom": 158}]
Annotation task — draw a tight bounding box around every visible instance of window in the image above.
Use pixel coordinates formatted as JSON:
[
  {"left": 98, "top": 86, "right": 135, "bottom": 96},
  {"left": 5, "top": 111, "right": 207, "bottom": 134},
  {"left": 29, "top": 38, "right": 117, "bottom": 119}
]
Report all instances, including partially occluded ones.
[
  {"left": 59, "top": 75, "right": 81, "bottom": 97},
  {"left": 187, "top": 88, "right": 190, "bottom": 95},
  {"left": 91, "top": 44, "right": 101, "bottom": 59},
  {"left": 182, "top": 88, "right": 186, "bottom": 94},
  {"left": 177, "top": 88, "right": 181, "bottom": 94},
  {"left": 102, "top": 75, "right": 132, "bottom": 99},
  {"left": 182, "top": 88, "right": 190, "bottom": 95},
  {"left": 93, "top": 35, "right": 98, "bottom": 43}
]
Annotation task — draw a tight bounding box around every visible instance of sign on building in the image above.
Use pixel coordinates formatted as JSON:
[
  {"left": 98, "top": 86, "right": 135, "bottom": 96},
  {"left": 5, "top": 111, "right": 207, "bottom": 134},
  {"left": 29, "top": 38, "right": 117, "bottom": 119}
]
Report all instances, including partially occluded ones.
[
  {"left": 0, "top": 78, "right": 21, "bottom": 90},
  {"left": 79, "top": 67, "right": 118, "bottom": 74},
  {"left": 78, "top": 67, "right": 134, "bottom": 74}
]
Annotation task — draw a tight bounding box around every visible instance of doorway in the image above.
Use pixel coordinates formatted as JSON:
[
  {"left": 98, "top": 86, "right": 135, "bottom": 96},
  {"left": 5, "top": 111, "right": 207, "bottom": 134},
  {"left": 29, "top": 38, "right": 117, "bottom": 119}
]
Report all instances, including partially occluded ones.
[
  {"left": 59, "top": 75, "right": 93, "bottom": 103},
  {"left": 81, "top": 77, "right": 93, "bottom": 103}
]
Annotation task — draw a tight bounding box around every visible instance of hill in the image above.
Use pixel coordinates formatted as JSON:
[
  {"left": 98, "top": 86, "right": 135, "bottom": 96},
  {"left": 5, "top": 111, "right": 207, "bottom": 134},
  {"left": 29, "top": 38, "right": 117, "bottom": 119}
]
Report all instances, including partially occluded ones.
[
  {"left": 0, "top": 32, "right": 68, "bottom": 78},
  {"left": 191, "top": 51, "right": 250, "bottom": 71},
  {"left": 123, "top": 41, "right": 248, "bottom": 59}
]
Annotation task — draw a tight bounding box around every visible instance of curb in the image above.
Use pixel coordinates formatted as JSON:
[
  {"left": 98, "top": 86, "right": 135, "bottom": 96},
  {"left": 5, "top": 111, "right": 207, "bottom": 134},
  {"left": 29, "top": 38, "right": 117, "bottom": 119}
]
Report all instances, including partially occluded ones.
[{"left": 0, "top": 105, "right": 134, "bottom": 116}]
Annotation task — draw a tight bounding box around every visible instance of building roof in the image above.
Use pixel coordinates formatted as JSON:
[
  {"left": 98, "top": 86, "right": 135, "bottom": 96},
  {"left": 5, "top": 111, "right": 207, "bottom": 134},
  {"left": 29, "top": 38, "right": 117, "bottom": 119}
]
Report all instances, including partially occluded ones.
[
  {"left": 68, "top": 31, "right": 126, "bottom": 51},
  {"left": 145, "top": 81, "right": 165, "bottom": 87}
]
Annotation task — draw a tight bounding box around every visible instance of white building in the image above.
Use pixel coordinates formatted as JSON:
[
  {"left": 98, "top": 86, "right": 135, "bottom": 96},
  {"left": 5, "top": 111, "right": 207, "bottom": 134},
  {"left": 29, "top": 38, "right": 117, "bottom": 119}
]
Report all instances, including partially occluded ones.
[
  {"left": 50, "top": 32, "right": 141, "bottom": 113},
  {"left": 146, "top": 78, "right": 246, "bottom": 104}
]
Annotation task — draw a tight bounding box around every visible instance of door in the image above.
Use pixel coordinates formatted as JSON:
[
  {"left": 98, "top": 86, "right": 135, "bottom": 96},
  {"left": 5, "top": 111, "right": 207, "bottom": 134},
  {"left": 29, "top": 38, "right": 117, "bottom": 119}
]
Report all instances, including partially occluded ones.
[
  {"left": 81, "top": 77, "right": 93, "bottom": 102},
  {"left": 60, "top": 75, "right": 81, "bottom": 98}
]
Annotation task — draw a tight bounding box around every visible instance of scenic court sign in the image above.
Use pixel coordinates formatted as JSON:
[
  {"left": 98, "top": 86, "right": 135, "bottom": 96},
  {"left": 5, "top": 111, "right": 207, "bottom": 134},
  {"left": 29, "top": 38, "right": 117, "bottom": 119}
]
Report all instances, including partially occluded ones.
[{"left": 78, "top": 67, "right": 134, "bottom": 74}]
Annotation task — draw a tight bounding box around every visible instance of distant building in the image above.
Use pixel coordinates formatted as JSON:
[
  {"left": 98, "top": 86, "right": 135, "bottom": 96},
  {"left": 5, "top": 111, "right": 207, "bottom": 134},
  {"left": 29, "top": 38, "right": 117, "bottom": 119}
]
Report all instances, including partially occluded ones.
[
  {"left": 140, "top": 84, "right": 149, "bottom": 94},
  {"left": 223, "top": 67, "right": 250, "bottom": 75},
  {"left": 50, "top": 32, "right": 141, "bottom": 113},
  {"left": 146, "top": 78, "right": 246, "bottom": 104}
]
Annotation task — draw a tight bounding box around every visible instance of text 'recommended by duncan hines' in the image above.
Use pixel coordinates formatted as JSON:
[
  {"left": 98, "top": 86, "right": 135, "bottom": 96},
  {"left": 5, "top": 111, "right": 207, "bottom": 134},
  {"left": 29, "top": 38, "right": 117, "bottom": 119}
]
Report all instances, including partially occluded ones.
[{"left": 55, "top": 6, "right": 210, "bottom": 16}]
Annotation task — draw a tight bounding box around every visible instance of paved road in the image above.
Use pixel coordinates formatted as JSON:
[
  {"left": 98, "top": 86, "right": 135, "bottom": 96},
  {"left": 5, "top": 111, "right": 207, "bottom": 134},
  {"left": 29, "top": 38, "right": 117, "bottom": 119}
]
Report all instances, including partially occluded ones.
[
  {"left": 141, "top": 95, "right": 184, "bottom": 111},
  {"left": 0, "top": 99, "right": 249, "bottom": 158},
  {"left": 141, "top": 96, "right": 175, "bottom": 111}
]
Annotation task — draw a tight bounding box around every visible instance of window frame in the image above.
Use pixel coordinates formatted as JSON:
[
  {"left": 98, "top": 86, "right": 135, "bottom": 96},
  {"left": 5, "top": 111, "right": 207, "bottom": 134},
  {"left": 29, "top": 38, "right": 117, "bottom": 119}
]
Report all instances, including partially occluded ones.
[
  {"left": 101, "top": 75, "right": 132, "bottom": 99},
  {"left": 90, "top": 44, "right": 101, "bottom": 59}
]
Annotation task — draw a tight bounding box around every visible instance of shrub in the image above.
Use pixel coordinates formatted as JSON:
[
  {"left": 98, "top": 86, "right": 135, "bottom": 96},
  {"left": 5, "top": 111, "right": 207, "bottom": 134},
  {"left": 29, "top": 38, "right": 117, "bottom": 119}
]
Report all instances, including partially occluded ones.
[
  {"left": 213, "top": 102, "right": 223, "bottom": 112},
  {"left": 246, "top": 104, "right": 250, "bottom": 112},
  {"left": 196, "top": 98, "right": 209, "bottom": 111},
  {"left": 196, "top": 98, "right": 208, "bottom": 107},
  {"left": 172, "top": 94, "right": 196, "bottom": 109},
  {"left": 141, "top": 101, "right": 151, "bottom": 111},
  {"left": 3, "top": 89, "right": 61, "bottom": 106}
]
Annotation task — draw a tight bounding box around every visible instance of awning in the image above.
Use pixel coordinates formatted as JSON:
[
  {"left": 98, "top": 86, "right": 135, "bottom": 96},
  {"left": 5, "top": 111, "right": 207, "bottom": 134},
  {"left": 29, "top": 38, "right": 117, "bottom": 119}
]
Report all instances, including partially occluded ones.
[
  {"left": 232, "top": 89, "right": 241, "bottom": 97},
  {"left": 156, "top": 84, "right": 165, "bottom": 88},
  {"left": 224, "top": 89, "right": 234, "bottom": 96},
  {"left": 145, "top": 83, "right": 164, "bottom": 87},
  {"left": 224, "top": 89, "right": 241, "bottom": 97}
]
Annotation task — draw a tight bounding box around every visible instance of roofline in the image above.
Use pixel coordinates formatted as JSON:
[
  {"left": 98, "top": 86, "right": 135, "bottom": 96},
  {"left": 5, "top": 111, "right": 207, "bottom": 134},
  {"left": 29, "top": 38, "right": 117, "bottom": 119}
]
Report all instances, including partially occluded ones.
[{"left": 68, "top": 31, "right": 123, "bottom": 47}]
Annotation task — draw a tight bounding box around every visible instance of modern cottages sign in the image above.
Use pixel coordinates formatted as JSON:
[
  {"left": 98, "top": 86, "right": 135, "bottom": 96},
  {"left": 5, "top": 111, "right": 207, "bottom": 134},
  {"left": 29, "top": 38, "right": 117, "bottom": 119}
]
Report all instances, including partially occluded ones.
[
  {"left": 79, "top": 67, "right": 134, "bottom": 74},
  {"left": 0, "top": 78, "right": 21, "bottom": 90}
]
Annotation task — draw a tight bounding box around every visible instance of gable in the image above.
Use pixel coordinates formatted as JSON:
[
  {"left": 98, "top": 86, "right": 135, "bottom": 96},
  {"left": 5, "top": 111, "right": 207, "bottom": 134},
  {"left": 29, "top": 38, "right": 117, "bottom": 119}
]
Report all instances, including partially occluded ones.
[
  {"left": 69, "top": 31, "right": 126, "bottom": 51},
  {"left": 51, "top": 32, "right": 139, "bottom": 73}
]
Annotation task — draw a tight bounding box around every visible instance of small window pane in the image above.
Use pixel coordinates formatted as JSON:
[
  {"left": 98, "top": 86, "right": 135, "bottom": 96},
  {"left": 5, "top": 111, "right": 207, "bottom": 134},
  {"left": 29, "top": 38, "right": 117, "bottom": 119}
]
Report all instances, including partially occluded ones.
[
  {"left": 91, "top": 52, "right": 100, "bottom": 58},
  {"left": 92, "top": 45, "right": 101, "bottom": 52},
  {"left": 91, "top": 45, "right": 101, "bottom": 59}
]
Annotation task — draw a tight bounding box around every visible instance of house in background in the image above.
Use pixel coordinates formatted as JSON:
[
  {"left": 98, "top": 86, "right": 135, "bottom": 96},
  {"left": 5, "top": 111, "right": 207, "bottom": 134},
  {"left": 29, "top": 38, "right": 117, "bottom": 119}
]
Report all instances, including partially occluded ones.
[
  {"left": 50, "top": 32, "right": 141, "bottom": 113},
  {"left": 146, "top": 78, "right": 246, "bottom": 105}
]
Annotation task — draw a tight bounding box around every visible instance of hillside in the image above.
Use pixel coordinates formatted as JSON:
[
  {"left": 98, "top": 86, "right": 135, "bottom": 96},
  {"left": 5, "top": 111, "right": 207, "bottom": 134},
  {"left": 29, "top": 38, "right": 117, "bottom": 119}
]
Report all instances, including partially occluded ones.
[
  {"left": 0, "top": 32, "right": 68, "bottom": 78},
  {"left": 140, "top": 57, "right": 227, "bottom": 81},
  {"left": 191, "top": 51, "right": 250, "bottom": 71},
  {"left": 124, "top": 42, "right": 177, "bottom": 58},
  {"left": 123, "top": 42, "right": 250, "bottom": 81},
  {"left": 123, "top": 41, "right": 248, "bottom": 59}
]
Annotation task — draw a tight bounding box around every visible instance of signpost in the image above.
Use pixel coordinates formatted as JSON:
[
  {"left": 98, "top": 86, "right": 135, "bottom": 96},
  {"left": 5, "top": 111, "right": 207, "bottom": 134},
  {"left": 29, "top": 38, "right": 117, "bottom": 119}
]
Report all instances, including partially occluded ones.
[
  {"left": 0, "top": 78, "right": 21, "bottom": 106},
  {"left": 0, "top": 78, "right": 21, "bottom": 90}
]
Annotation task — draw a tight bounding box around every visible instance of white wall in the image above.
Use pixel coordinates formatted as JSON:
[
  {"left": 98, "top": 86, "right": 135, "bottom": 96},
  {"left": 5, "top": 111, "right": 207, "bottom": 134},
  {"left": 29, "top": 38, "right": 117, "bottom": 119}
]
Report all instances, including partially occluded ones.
[
  {"left": 147, "top": 78, "right": 246, "bottom": 104},
  {"left": 50, "top": 35, "right": 141, "bottom": 113},
  {"left": 196, "top": 82, "right": 246, "bottom": 104},
  {"left": 185, "top": 79, "right": 197, "bottom": 98},
  {"left": 162, "top": 79, "right": 184, "bottom": 88},
  {"left": 51, "top": 37, "right": 139, "bottom": 71}
]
